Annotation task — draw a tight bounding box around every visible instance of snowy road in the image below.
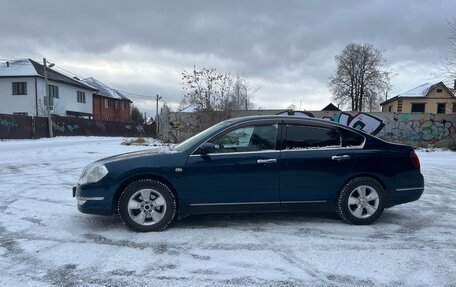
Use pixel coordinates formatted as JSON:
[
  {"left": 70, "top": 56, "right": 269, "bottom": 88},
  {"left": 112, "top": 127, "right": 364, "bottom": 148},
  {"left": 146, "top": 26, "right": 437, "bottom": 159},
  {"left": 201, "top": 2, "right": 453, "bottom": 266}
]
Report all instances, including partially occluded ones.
[{"left": 0, "top": 137, "right": 455, "bottom": 286}]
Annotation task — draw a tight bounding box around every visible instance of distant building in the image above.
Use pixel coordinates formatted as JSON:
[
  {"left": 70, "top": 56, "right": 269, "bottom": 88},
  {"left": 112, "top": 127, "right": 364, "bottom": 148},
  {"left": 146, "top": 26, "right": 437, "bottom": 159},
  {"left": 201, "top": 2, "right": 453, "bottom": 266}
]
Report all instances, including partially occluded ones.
[
  {"left": 81, "top": 77, "right": 132, "bottom": 122},
  {"left": 380, "top": 81, "right": 456, "bottom": 114},
  {"left": 321, "top": 103, "right": 340, "bottom": 111},
  {"left": 0, "top": 59, "right": 96, "bottom": 117}
]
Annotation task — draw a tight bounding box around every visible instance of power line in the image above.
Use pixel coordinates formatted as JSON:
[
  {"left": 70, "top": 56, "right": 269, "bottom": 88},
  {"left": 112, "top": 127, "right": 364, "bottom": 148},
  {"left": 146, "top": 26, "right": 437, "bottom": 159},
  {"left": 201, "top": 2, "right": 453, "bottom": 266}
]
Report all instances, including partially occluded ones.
[
  {"left": 53, "top": 65, "right": 85, "bottom": 80},
  {"left": 2, "top": 58, "right": 169, "bottom": 104}
]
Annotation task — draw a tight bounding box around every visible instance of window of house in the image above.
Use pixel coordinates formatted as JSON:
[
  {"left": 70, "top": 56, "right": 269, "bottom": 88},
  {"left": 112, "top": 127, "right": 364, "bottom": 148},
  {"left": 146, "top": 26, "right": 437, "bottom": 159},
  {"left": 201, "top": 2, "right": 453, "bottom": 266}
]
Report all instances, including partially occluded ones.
[
  {"left": 453, "top": 103, "right": 456, "bottom": 113},
  {"left": 436, "top": 88, "right": 443, "bottom": 93},
  {"left": 411, "top": 103, "right": 425, "bottom": 113},
  {"left": 104, "top": 98, "right": 111, "bottom": 108},
  {"left": 115, "top": 100, "right": 119, "bottom": 109},
  {"left": 437, "top": 103, "right": 446, "bottom": 114},
  {"left": 12, "top": 82, "right": 27, "bottom": 95},
  {"left": 388, "top": 106, "right": 392, "bottom": 112},
  {"left": 77, "top": 91, "right": 86, "bottom": 103},
  {"left": 285, "top": 125, "right": 341, "bottom": 150},
  {"left": 48, "top": 84, "right": 59, "bottom": 98},
  {"left": 13, "top": 112, "right": 28, "bottom": 116},
  {"left": 122, "top": 101, "right": 127, "bottom": 110}
]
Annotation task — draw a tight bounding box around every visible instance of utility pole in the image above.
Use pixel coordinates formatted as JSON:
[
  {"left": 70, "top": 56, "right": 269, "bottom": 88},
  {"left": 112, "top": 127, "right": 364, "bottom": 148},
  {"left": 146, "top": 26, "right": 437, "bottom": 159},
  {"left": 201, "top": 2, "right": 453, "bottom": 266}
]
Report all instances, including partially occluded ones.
[
  {"left": 43, "top": 58, "right": 54, "bottom": 138},
  {"left": 155, "top": 94, "right": 162, "bottom": 137}
]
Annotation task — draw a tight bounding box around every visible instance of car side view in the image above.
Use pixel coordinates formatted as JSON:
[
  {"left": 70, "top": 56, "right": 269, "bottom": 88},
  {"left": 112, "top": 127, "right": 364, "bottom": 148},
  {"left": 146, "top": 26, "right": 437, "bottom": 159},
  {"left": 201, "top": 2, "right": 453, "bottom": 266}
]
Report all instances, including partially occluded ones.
[{"left": 73, "top": 115, "right": 424, "bottom": 232}]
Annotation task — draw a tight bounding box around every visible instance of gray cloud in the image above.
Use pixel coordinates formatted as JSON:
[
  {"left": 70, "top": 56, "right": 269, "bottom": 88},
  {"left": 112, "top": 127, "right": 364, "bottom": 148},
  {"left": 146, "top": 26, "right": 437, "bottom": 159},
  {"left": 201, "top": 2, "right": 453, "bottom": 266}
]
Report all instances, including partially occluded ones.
[{"left": 1, "top": 0, "right": 454, "bottom": 115}]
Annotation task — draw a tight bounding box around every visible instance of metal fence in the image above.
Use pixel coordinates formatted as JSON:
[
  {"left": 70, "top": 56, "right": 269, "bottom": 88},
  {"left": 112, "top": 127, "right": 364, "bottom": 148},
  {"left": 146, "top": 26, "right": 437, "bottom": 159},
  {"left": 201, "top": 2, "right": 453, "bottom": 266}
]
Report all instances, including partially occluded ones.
[{"left": 0, "top": 113, "right": 156, "bottom": 139}]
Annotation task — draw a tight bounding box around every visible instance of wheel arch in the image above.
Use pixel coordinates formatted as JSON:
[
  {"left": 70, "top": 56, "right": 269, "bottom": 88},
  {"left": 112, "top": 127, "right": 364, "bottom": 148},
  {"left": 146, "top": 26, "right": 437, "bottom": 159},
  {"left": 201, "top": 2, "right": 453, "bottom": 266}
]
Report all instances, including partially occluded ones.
[
  {"left": 113, "top": 173, "right": 178, "bottom": 213},
  {"left": 335, "top": 173, "right": 391, "bottom": 208}
]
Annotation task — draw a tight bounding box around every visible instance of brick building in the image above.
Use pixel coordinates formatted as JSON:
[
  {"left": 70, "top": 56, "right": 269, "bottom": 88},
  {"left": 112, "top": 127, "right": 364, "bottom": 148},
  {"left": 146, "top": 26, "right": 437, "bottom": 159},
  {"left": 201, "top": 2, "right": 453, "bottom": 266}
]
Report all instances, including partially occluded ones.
[{"left": 82, "top": 77, "right": 132, "bottom": 122}]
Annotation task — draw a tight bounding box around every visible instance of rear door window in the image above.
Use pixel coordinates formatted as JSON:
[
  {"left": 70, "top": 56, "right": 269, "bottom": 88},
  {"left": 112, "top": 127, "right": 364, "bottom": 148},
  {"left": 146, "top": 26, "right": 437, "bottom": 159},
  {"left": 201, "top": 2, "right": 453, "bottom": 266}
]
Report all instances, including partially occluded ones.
[{"left": 285, "top": 125, "right": 341, "bottom": 150}]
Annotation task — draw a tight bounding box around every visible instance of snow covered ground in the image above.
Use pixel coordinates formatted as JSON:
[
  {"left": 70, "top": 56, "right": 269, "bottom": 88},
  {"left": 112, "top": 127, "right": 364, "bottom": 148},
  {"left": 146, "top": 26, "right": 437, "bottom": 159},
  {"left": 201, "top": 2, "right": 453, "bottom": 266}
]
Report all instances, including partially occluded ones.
[{"left": 0, "top": 137, "right": 454, "bottom": 287}]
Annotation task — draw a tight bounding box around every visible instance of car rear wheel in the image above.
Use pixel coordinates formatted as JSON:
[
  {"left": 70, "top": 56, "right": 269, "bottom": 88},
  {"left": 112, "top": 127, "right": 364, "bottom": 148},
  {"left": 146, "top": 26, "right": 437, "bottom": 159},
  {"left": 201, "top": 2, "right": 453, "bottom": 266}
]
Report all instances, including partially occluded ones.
[
  {"left": 336, "top": 177, "right": 385, "bottom": 225},
  {"left": 118, "top": 179, "right": 176, "bottom": 232}
]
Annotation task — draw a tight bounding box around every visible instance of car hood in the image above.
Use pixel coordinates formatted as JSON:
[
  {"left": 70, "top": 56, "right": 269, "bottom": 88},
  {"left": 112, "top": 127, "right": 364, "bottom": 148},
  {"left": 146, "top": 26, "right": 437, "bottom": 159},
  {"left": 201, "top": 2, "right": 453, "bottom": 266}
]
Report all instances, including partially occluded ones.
[{"left": 93, "top": 148, "right": 177, "bottom": 166}]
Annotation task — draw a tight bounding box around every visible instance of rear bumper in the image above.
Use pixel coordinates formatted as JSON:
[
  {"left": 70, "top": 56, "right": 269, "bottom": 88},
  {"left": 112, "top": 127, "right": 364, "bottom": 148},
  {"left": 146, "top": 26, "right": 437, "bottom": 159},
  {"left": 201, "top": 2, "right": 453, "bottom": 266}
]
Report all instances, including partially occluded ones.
[{"left": 389, "top": 187, "right": 424, "bottom": 207}]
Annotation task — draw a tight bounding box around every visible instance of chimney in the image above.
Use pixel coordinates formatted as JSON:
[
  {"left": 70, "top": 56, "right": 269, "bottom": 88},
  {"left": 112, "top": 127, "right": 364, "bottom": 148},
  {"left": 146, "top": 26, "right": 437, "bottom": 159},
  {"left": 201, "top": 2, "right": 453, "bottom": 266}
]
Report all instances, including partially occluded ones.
[{"left": 6, "top": 61, "right": 9, "bottom": 67}]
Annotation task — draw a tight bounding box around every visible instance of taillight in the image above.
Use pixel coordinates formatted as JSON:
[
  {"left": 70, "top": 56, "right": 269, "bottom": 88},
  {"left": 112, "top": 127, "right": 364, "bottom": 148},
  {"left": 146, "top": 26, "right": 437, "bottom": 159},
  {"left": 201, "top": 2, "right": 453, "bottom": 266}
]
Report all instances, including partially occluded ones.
[{"left": 410, "top": 150, "right": 420, "bottom": 172}]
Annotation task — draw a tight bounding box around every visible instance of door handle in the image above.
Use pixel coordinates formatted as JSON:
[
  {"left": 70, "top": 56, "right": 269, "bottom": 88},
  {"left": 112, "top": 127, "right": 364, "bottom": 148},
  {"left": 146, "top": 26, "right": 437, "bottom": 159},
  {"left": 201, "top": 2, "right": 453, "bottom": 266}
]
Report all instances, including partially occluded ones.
[
  {"left": 331, "top": 155, "right": 350, "bottom": 161},
  {"left": 257, "top": 159, "right": 277, "bottom": 164}
]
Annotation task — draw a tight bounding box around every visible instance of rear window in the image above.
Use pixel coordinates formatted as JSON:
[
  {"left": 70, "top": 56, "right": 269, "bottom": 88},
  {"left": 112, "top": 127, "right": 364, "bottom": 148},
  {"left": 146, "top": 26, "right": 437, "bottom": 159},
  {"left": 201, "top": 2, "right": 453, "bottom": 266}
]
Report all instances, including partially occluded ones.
[{"left": 285, "top": 125, "right": 341, "bottom": 150}]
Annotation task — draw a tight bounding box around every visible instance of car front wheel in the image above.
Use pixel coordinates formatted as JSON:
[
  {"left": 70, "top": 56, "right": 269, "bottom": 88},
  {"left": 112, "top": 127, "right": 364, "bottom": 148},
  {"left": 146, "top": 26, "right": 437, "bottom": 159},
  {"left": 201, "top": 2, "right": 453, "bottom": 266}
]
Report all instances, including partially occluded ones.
[
  {"left": 336, "top": 177, "right": 385, "bottom": 225},
  {"left": 118, "top": 179, "right": 176, "bottom": 232}
]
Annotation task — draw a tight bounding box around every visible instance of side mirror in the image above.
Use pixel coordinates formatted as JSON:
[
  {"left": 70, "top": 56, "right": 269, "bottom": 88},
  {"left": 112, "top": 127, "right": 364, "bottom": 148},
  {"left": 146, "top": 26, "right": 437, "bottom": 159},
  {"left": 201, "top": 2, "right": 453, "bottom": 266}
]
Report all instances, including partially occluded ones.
[{"left": 199, "top": 142, "right": 215, "bottom": 155}]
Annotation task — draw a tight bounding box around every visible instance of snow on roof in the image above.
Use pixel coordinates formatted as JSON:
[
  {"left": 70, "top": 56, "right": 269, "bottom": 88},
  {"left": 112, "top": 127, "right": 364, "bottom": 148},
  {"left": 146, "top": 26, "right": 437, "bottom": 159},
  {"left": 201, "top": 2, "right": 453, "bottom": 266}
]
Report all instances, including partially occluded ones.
[
  {"left": 81, "top": 77, "right": 131, "bottom": 101},
  {"left": 0, "top": 59, "right": 96, "bottom": 91},
  {"left": 398, "top": 82, "right": 437, "bottom": 98},
  {"left": 0, "top": 59, "right": 39, "bottom": 76}
]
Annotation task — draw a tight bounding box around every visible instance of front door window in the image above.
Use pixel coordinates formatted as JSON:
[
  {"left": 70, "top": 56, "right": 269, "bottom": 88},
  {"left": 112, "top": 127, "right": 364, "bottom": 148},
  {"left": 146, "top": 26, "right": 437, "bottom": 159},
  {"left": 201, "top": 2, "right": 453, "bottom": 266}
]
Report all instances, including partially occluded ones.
[{"left": 208, "top": 124, "right": 278, "bottom": 153}]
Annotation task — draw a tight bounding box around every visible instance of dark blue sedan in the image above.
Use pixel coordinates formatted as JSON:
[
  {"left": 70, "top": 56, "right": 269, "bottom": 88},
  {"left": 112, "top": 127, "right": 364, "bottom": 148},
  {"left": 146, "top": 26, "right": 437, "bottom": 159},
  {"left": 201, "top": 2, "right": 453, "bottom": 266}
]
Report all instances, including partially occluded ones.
[{"left": 74, "top": 115, "right": 424, "bottom": 232}]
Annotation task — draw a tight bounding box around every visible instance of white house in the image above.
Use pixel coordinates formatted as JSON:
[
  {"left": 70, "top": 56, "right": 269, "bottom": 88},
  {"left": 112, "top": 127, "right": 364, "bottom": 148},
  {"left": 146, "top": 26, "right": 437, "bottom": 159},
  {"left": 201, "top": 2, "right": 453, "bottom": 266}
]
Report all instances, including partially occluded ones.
[{"left": 0, "top": 59, "right": 97, "bottom": 118}]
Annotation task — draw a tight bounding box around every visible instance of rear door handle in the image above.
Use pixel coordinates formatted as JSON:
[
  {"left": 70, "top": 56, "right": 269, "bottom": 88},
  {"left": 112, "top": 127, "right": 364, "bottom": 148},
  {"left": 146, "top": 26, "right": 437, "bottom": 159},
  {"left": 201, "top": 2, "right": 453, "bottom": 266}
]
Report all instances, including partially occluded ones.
[
  {"left": 331, "top": 155, "right": 350, "bottom": 161},
  {"left": 257, "top": 159, "right": 277, "bottom": 164}
]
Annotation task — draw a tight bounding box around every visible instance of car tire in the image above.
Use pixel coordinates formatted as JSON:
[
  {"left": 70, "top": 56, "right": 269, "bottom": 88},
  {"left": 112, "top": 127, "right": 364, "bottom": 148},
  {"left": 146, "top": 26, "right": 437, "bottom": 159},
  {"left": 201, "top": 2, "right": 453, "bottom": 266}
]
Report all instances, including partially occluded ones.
[
  {"left": 336, "top": 177, "right": 385, "bottom": 225},
  {"left": 118, "top": 179, "right": 176, "bottom": 232}
]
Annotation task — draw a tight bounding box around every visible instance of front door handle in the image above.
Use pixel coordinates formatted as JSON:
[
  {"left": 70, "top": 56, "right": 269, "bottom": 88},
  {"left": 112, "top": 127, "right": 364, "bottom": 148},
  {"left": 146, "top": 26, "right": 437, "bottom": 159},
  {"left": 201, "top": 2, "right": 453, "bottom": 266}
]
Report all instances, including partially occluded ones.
[
  {"left": 331, "top": 155, "right": 350, "bottom": 161},
  {"left": 257, "top": 159, "right": 277, "bottom": 164}
]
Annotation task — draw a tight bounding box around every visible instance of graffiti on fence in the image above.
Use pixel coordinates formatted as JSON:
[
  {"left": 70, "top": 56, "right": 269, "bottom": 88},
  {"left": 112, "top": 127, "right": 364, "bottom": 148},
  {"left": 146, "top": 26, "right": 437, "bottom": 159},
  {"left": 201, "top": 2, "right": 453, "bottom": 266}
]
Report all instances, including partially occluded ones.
[
  {"left": 66, "top": 124, "right": 79, "bottom": 133},
  {"left": 319, "top": 112, "right": 385, "bottom": 135},
  {"left": 52, "top": 122, "right": 65, "bottom": 133},
  {"left": 386, "top": 117, "right": 454, "bottom": 144},
  {"left": 0, "top": 113, "right": 155, "bottom": 139},
  {"left": 0, "top": 117, "right": 18, "bottom": 128},
  {"left": 276, "top": 111, "right": 385, "bottom": 135},
  {"left": 275, "top": 110, "right": 456, "bottom": 147},
  {"left": 0, "top": 116, "right": 19, "bottom": 137},
  {"left": 52, "top": 122, "right": 80, "bottom": 133}
]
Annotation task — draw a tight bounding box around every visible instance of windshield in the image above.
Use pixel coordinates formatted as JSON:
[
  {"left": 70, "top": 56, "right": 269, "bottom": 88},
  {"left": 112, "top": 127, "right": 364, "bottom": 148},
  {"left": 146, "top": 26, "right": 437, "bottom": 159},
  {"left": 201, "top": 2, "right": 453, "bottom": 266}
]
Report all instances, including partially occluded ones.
[{"left": 173, "top": 120, "right": 232, "bottom": 152}]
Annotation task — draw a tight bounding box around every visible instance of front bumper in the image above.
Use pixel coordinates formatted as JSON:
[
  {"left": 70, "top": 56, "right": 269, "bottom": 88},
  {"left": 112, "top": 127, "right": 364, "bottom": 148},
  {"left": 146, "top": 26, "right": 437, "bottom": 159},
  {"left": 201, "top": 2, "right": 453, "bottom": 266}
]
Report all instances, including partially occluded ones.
[{"left": 73, "top": 184, "right": 114, "bottom": 216}]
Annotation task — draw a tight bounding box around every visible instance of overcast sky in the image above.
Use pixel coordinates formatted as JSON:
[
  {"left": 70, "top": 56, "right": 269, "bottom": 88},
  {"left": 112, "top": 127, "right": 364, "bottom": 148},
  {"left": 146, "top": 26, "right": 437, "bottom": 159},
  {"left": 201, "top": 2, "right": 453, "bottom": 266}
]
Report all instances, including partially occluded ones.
[{"left": 1, "top": 0, "right": 454, "bottom": 115}]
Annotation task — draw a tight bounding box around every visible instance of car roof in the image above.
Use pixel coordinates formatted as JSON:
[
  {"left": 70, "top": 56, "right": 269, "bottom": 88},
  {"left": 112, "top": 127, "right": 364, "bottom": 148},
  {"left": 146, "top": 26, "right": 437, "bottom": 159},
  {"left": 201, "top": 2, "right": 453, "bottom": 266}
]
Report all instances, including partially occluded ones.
[
  {"left": 225, "top": 115, "right": 371, "bottom": 136},
  {"left": 226, "top": 114, "right": 335, "bottom": 125}
]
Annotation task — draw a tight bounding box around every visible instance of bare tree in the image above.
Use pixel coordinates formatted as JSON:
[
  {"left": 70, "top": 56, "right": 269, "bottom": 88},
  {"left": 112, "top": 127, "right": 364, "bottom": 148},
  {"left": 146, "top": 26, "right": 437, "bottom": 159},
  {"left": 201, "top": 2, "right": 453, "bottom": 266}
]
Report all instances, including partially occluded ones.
[
  {"left": 177, "top": 98, "right": 190, "bottom": 111},
  {"left": 440, "top": 17, "right": 456, "bottom": 84},
  {"left": 231, "top": 74, "right": 258, "bottom": 110},
  {"left": 37, "top": 97, "right": 63, "bottom": 116},
  {"left": 286, "top": 104, "right": 297, "bottom": 110},
  {"left": 181, "top": 67, "right": 258, "bottom": 130},
  {"left": 328, "top": 43, "right": 391, "bottom": 112}
]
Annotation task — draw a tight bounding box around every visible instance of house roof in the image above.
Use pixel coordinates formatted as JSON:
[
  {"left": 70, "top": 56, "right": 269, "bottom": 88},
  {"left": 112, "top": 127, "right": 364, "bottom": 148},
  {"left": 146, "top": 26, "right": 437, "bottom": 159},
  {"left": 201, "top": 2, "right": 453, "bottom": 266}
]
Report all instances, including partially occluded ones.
[
  {"left": 380, "top": 81, "right": 455, "bottom": 105},
  {"left": 321, "top": 103, "right": 340, "bottom": 111},
  {"left": 81, "top": 77, "right": 132, "bottom": 102},
  {"left": 0, "top": 59, "right": 96, "bottom": 91}
]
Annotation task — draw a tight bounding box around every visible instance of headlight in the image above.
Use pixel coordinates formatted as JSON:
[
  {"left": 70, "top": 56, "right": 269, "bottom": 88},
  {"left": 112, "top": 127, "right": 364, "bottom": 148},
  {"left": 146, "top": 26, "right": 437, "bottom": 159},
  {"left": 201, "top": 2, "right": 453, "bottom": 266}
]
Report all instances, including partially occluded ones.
[{"left": 78, "top": 164, "right": 108, "bottom": 185}]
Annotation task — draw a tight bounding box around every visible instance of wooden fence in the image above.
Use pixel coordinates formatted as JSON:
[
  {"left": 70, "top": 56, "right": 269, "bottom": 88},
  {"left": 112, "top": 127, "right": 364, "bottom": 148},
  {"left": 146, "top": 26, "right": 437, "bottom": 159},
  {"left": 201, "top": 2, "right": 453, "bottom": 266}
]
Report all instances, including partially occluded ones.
[{"left": 0, "top": 113, "right": 156, "bottom": 139}]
